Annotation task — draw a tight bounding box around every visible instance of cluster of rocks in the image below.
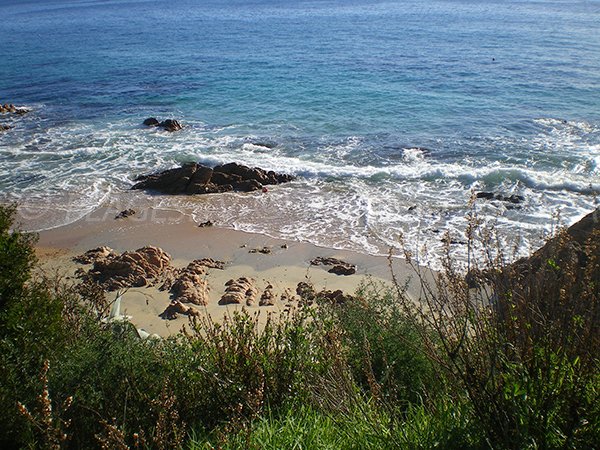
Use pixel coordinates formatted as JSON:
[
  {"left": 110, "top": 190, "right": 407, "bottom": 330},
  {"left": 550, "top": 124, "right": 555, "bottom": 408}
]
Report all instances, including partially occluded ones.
[
  {"left": 219, "top": 277, "right": 259, "bottom": 306},
  {"left": 75, "top": 246, "right": 172, "bottom": 291},
  {"left": 295, "top": 281, "right": 354, "bottom": 305},
  {"left": 476, "top": 192, "right": 525, "bottom": 204},
  {"left": 132, "top": 162, "right": 295, "bottom": 195},
  {"left": 143, "top": 117, "right": 183, "bottom": 132},
  {"left": 0, "top": 103, "right": 29, "bottom": 115},
  {"left": 310, "top": 256, "right": 356, "bottom": 276}
]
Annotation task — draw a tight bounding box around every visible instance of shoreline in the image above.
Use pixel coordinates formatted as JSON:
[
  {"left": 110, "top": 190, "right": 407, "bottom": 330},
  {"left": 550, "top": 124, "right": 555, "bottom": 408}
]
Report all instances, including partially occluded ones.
[{"left": 34, "top": 205, "right": 428, "bottom": 337}]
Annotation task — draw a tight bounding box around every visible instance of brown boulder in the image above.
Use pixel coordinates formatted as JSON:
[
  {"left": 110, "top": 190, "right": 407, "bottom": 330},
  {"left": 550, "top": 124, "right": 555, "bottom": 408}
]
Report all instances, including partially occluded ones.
[
  {"left": 169, "top": 260, "right": 210, "bottom": 305},
  {"left": 159, "top": 300, "right": 201, "bottom": 320},
  {"left": 87, "top": 246, "right": 171, "bottom": 290},
  {"left": 259, "top": 284, "right": 276, "bottom": 306},
  {"left": 219, "top": 277, "right": 258, "bottom": 306}
]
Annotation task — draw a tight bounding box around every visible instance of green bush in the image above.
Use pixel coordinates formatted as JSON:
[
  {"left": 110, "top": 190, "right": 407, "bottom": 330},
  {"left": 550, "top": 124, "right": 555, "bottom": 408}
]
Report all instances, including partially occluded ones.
[{"left": 323, "top": 283, "right": 439, "bottom": 408}]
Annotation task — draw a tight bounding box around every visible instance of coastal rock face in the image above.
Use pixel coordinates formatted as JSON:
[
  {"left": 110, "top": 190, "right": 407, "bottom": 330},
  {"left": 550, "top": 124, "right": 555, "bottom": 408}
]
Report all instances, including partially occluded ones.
[
  {"left": 510, "top": 208, "right": 599, "bottom": 280},
  {"left": 310, "top": 256, "right": 356, "bottom": 276},
  {"left": 142, "top": 117, "right": 183, "bottom": 132},
  {"left": 87, "top": 246, "right": 172, "bottom": 290},
  {"left": 132, "top": 162, "right": 295, "bottom": 195},
  {"left": 219, "top": 277, "right": 258, "bottom": 306}
]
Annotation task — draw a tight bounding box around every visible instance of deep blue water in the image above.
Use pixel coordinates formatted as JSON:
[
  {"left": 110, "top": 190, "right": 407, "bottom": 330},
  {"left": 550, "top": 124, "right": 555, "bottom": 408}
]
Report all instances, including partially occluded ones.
[{"left": 1, "top": 0, "right": 599, "bottom": 262}]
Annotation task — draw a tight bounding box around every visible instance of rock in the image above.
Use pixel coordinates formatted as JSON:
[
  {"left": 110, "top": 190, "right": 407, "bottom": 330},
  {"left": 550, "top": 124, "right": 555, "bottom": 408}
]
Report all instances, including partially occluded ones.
[
  {"left": 476, "top": 192, "right": 495, "bottom": 200},
  {"left": 233, "top": 179, "right": 263, "bottom": 192},
  {"left": 296, "top": 282, "right": 316, "bottom": 301},
  {"left": 476, "top": 192, "right": 525, "bottom": 204},
  {"left": 280, "top": 288, "right": 295, "bottom": 303},
  {"left": 281, "top": 243, "right": 288, "bottom": 249},
  {"left": 169, "top": 260, "right": 210, "bottom": 305},
  {"left": 142, "top": 117, "right": 183, "bottom": 131},
  {"left": 310, "top": 256, "right": 356, "bottom": 276},
  {"left": 159, "top": 300, "right": 201, "bottom": 320},
  {"left": 441, "top": 236, "right": 466, "bottom": 245},
  {"left": 259, "top": 284, "right": 276, "bottom": 306},
  {"left": 0, "top": 124, "right": 12, "bottom": 132},
  {"left": 115, "top": 209, "right": 135, "bottom": 220},
  {"left": 143, "top": 117, "right": 160, "bottom": 126},
  {"left": 73, "top": 246, "right": 116, "bottom": 264},
  {"left": 0, "top": 103, "right": 29, "bottom": 115},
  {"left": 198, "top": 220, "right": 213, "bottom": 228},
  {"left": 194, "top": 258, "right": 225, "bottom": 270},
  {"left": 159, "top": 119, "right": 183, "bottom": 132},
  {"left": 132, "top": 162, "right": 294, "bottom": 196},
  {"left": 249, "top": 246, "right": 271, "bottom": 255},
  {"left": 219, "top": 277, "right": 258, "bottom": 305},
  {"left": 86, "top": 246, "right": 171, "bottom": 290},
  {"left": 318, "top": 289, "right": 353, "bottom": 305}
]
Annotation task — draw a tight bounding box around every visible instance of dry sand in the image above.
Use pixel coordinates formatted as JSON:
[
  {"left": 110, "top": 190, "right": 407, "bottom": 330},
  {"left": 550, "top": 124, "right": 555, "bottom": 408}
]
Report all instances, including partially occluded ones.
[{"left": 34, "top": 206, "right": 430, "bottom": 337}]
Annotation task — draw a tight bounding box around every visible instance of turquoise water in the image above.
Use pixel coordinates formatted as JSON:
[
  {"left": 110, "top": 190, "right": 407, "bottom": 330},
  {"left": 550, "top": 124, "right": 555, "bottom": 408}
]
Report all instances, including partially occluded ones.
[{"left": 1, "top": 0, "right": 599, "bottom": 262}]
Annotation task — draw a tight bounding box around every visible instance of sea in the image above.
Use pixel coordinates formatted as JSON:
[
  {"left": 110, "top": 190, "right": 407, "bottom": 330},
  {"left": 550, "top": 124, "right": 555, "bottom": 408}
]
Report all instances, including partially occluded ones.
[{"left": 1, "top": 0, "right": 599, "bottom": 266}]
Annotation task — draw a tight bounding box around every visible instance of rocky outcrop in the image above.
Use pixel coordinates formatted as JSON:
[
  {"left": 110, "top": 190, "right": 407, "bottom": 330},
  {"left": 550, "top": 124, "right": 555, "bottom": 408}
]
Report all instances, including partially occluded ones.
[
  {"left": 132, "top": 162, "right": 295, "bottom": 195},
  {"left": 310, "top": 256, "right": 356, "bottom": 276},
  {"left": 0, "top": 124, "right": 12, "bottom": 132},
  {"left": 85, "top": 246, "right": 171, "bottom": 290},
  {"left": 142, "top": 117, "right": 183, "bottom": 132},
  {"left": 219, "top": 277, "right": 258, "bottom": 306},
  {"left": 168, "top": 260, "right": 210, "bottom": 305}
]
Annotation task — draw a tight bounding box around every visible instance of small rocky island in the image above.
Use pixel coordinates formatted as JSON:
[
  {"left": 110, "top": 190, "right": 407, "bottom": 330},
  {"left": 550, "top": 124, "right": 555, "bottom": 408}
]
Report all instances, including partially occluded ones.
[{"left": 132, "top": 162, "right": 295, "bottom": 194}]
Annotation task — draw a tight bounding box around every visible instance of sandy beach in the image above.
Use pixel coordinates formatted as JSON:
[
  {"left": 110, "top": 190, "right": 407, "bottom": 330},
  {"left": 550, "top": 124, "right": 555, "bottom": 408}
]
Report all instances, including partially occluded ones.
[{"left": 33, "top": 204, "right": 428, "bottom": 337}]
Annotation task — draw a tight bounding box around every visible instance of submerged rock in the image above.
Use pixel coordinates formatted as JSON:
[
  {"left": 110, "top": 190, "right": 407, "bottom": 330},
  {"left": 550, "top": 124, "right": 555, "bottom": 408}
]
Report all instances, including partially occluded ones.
[
  {"left": 132, "top": 162, "right": 295, "bottom": 195},
  {"left": 142, "top": 117, "right": 183, "bottom": 132},
  {"left": 476, "top": 192, "right": 525, "bottom": 204},
  {"left": 0, "top": 103, "right": 29, "bottom": 115}
]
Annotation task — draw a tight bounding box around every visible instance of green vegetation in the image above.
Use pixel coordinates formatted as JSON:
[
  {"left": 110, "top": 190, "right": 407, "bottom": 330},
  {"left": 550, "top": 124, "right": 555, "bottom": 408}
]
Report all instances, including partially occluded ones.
[{"left": 0, "top": 203, "right": 598, "bottom": 449}]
